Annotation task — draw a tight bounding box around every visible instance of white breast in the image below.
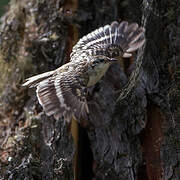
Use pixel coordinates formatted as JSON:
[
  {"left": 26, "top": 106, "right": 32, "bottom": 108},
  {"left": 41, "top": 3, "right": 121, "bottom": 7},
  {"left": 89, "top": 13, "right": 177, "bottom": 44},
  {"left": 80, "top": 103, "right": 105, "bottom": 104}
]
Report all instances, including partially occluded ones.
[{"left": 87, "top": 63, "right": 110, "bottom": 87}]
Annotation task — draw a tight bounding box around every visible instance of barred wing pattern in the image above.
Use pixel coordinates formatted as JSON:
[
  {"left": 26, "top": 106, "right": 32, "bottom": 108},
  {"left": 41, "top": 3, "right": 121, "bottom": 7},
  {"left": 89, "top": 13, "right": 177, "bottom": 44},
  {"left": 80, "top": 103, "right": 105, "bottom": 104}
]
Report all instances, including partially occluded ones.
[
  {"left": 23, "top": 21, "right": 145, "bottom": 122},
  {"left": 23, "top": 63, "right": 89, "bottom": 122},
  {"left": 36, "top": 71, "right": 89, "bottom": 122},
  {"left": 71, "top": 21, "right": 145, "bottom": 59}
]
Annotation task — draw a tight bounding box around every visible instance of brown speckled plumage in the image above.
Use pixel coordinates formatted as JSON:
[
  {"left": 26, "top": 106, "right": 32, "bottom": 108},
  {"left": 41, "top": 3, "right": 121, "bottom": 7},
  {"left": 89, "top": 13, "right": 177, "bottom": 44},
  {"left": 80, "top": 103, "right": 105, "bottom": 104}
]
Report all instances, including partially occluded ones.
[{"left": 23, "top": 21, "right": 145, "bottom": 122}]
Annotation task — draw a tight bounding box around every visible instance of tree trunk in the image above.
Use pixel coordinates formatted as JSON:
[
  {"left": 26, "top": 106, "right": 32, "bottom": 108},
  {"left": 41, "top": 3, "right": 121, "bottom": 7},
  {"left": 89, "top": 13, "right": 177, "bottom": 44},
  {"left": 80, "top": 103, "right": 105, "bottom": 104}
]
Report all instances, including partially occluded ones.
[{"left": 0, "top": 0, "right": 179, "bottom": 179}]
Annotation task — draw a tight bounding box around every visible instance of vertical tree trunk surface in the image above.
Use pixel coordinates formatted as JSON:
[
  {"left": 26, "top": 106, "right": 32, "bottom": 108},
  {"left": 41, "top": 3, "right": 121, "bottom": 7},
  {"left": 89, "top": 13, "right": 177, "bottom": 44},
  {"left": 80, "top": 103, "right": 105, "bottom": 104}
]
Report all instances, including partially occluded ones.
[{"left": 0, "top": 0, "right": 179, "bottom": 179}]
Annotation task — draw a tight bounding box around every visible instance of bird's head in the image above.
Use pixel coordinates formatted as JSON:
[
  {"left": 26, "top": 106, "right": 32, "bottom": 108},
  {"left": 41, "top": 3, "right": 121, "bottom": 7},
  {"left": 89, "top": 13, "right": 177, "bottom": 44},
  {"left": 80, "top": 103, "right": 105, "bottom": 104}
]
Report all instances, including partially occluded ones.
[
  {"left": 86, "top": 55, "right": 117, "bottom": 87},
  {"left": 90, "top": 55, "right": 117, "bottom": 68}
]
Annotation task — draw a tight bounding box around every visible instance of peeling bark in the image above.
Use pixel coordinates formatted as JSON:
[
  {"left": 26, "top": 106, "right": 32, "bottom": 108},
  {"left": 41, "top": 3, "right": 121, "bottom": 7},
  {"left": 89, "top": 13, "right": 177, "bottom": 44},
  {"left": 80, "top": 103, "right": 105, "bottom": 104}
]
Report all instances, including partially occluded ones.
[{"left": 0, "top": 0, "right": 179, "bottom": 180}]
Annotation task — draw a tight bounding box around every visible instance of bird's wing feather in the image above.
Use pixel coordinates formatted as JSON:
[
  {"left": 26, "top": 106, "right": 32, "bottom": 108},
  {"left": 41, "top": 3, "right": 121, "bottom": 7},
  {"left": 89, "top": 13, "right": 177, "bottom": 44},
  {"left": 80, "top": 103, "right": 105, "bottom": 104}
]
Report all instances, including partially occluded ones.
[
  {"left": 71, "top": 21, "right": 145, "bottom": 59},
  {"left": 36, "top": 70, "right": 89, "bottom": 122}
]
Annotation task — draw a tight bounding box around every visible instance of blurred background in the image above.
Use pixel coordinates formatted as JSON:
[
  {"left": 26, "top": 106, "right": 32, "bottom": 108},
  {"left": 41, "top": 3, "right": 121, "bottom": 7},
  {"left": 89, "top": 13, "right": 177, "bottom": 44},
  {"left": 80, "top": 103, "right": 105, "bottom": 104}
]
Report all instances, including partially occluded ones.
[
  {"left": 0, "top": 0, "right": 9, "bottom": 17},
  {"left": 0, "top": 1, "right": 179, "bottom": 180}
]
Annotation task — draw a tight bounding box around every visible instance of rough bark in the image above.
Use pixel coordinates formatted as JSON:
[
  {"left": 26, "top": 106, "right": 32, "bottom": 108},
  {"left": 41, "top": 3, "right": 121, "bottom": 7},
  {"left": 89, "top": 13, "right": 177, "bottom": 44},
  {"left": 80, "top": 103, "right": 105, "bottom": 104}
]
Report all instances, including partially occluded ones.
[{"left": 0, "top": 0, "right": 179, "bottom": 180}]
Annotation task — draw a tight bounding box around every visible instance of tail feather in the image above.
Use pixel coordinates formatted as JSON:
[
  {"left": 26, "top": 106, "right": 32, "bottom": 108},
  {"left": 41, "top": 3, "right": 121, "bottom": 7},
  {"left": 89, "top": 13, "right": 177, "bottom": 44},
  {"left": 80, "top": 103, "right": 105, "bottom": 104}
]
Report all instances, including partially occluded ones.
[
  {"left": 118, "top": 21, "right": 128, "bottom": 36},
  {"left": 71, "top": 20, "right": 145, "bottom": 59},
  {"left": 125, "top": 23, "right": 138, "bottom": 36},
  {"left": 122, "top": 52, "right": 132, "bottom": 58},
  {"left": 127, "top": 27, "right": 145, "bottom": 45},
  {"left": 126, "top": 36, "right": 145, "bottom": 53},
  {"left": 103, "top": 25, "right": 112, "bottom": 44},
  {"left": 22, "top": 70, "right": 54, "bottom": 88},
  {"left": 110, "top": 21, "right": 119, "bottom": 43}
]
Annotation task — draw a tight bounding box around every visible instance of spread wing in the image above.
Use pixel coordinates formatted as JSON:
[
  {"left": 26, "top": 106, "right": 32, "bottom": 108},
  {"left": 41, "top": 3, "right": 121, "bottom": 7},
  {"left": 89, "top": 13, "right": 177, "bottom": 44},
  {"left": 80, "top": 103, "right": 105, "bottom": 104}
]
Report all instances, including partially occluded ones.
[
  {"left": 71, "top": 21, "right": 145, "bottom": 59},
  {"left": 23, "top": 68, "right": 89, "bottom": 122}
]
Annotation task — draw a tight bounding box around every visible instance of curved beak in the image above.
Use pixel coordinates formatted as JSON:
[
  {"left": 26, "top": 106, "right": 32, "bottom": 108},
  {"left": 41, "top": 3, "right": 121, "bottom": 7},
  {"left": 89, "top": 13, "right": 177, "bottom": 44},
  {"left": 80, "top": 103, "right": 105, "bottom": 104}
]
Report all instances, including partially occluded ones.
[{"left": 107, "top": 57, "right": 118, "bottom": 62}]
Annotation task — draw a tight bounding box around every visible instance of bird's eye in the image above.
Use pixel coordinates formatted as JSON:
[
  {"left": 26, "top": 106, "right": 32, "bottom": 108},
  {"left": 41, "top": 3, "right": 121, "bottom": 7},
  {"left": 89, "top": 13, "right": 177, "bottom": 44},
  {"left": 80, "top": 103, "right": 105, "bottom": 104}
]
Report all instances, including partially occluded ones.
[
  {"left": 112, "top": 51, "right": 118, "bottom": 57},
  {"left": 99, "top": 59, "right": 104, "bottom": 62}
]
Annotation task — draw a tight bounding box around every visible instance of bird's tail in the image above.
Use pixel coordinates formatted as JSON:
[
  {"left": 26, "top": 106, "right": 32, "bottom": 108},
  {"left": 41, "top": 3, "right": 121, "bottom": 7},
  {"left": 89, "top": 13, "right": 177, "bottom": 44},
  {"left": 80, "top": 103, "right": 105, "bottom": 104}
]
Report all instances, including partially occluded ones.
[
  {"left": 71, "top": 21, "right": 145, "bottom": 58},
  {"left": 22, "top": 70, "right": 54, "bottom": 88},
  {"left": 106, "top": 21, "right": 145, "bottom": 58}
]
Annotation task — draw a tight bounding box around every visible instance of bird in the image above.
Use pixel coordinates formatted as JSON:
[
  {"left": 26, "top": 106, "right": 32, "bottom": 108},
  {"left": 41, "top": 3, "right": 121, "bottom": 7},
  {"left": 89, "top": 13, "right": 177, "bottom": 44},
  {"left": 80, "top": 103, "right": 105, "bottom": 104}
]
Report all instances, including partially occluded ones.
[{"left": 23, "top": 21, "right": 145, "bottom": 122}]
